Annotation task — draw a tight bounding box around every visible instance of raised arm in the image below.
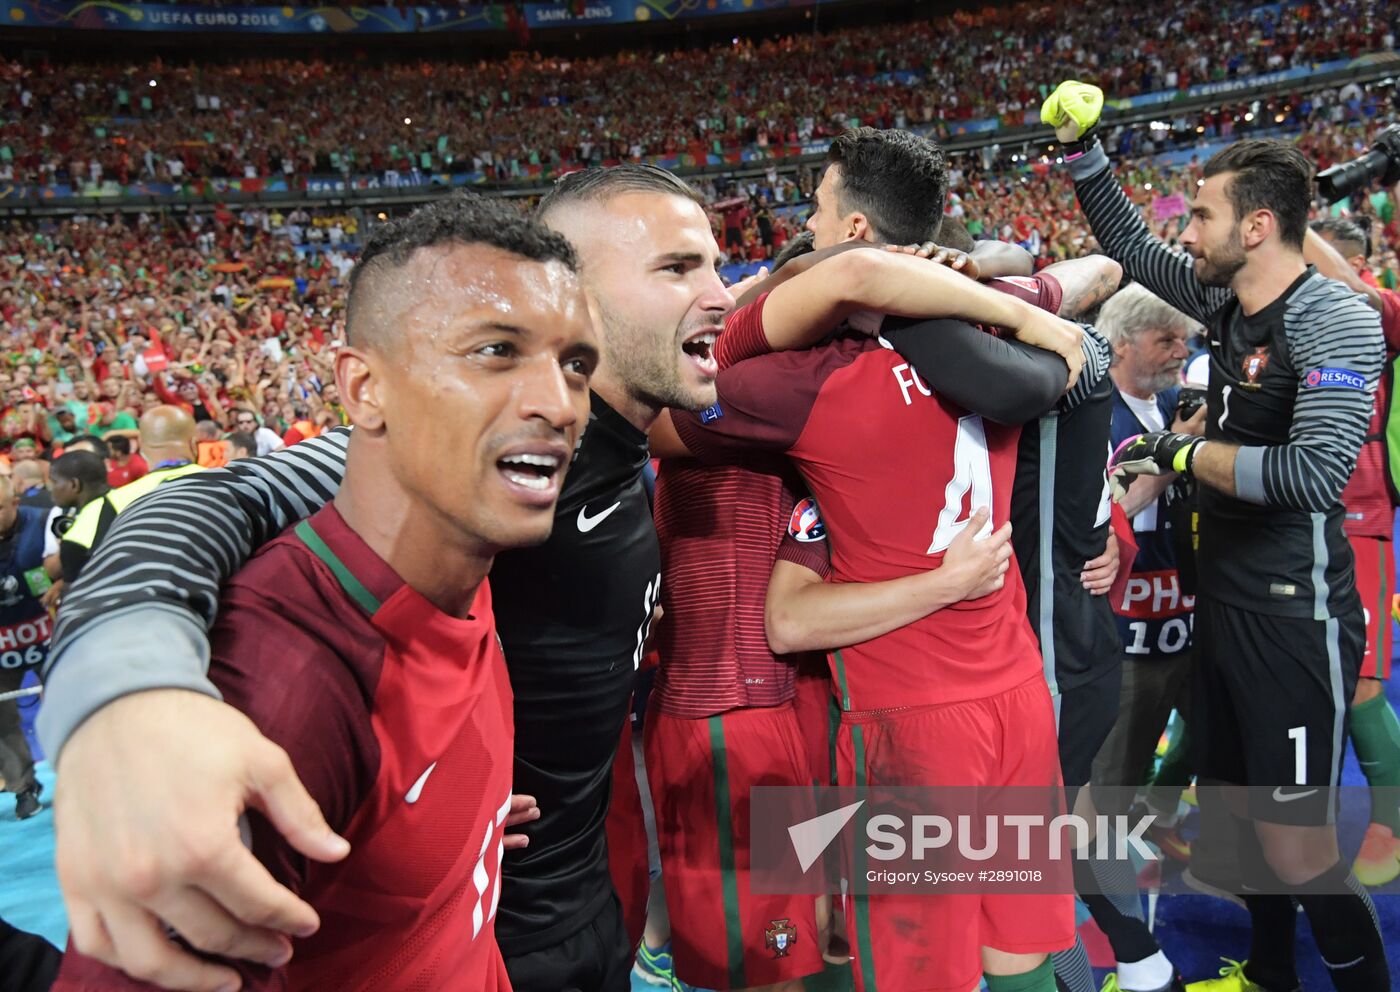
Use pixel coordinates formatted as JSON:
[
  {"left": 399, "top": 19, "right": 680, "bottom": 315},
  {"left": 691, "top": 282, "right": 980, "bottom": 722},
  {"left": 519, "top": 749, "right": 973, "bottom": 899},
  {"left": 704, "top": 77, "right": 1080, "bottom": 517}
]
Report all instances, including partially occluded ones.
[
  {"left": 197, "top": 376, "right": 226, "bottom": 425},
  {"left": 152, "top": 372, "right": 179, "bottom": 406},
  {"left": 1065, "top": 146, "right": 1230, "bottom": 325},
  {"left": 31, "top": 402, "right": 53, "bottom": 443},
  {"left": 1042, "top": 81, "right": 1230, "bottom": 324}
]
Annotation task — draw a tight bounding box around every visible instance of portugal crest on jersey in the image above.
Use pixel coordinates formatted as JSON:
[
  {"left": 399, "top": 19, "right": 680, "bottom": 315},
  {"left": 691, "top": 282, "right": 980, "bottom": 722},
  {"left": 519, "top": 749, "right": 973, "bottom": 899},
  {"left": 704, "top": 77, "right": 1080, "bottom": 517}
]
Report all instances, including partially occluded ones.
[
  {"left": 1242, "top": 346, "right": 1270, "bottom": 385},
  {"left": 765, "top": 918, "right": 797, "bottom": 957},
  {"left": 787, "top": 496, "right": 826, "bottom": 543}
]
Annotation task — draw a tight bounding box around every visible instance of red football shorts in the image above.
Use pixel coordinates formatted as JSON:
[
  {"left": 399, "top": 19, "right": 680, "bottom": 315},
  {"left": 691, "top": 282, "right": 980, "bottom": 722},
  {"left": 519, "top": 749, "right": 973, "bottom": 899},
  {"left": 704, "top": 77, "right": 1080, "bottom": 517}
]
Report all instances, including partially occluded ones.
[
  {"left": 836, "top": 675, "right": 1075, "bottom": 992},
  {"left": 606, "top": 716, "right": 649, "bottom": 951},
  {"left": 793, "top": 655, "right": 838, "bottom": 788},
  {"left": 643, "top": 700, "right": 824, "bottom": 990},
  {"left": 1351, "top": 535, "right": 1394, "bottom": 680}
]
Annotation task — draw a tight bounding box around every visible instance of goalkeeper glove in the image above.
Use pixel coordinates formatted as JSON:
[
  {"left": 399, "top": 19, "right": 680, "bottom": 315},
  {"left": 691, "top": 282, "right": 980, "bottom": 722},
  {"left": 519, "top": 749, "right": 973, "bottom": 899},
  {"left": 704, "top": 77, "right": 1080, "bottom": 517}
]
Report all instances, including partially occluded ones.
[
  {"left": 1040, "top": 80, "right": 1105, "bottom": 154},
  {"left": 1110, "top": 431, "right": 1205, "bottom": 482}
]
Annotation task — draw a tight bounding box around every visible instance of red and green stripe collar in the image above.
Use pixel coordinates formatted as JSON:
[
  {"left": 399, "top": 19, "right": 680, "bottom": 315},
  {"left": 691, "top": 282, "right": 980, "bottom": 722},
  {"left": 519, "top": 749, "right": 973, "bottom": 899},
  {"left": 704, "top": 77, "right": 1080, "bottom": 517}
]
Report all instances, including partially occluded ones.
[{"left": 292, "top": 506, "right": 404, "bottom": 617}]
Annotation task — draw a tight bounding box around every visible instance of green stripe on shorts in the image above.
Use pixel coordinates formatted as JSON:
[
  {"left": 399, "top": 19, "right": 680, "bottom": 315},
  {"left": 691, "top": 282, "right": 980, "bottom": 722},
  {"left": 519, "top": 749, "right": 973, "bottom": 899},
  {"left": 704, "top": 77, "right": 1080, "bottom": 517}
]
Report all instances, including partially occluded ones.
[
  {"left": 1376, "top": 545, "right": 1391, "bottom": 679},
  {"left": 832, "top": 648, "right": 853, "bottom": 711},
  {"left": 851, "top": 723, "right": 878, "bottom": 991},
  {"left": 708, "top": 715, "right": 747, "bottom": 989}
]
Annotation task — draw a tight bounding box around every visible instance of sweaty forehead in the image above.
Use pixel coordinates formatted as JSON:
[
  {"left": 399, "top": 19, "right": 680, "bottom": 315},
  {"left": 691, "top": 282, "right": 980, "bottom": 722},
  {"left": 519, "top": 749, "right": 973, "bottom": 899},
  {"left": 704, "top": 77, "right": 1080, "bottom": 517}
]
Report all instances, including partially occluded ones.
[
  {"left": 553, "top": 191, "right": 714, "bottom": 261},
  {"left": 404, "top": 243, "right": 584, "bottom": 325}
]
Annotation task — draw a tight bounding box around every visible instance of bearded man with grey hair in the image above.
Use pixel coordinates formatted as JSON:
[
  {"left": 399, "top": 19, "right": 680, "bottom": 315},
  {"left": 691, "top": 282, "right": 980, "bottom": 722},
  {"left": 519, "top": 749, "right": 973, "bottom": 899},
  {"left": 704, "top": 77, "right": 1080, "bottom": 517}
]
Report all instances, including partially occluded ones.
[{"left": 1092, "top": 284, "right": 1205, "bottom": 834}]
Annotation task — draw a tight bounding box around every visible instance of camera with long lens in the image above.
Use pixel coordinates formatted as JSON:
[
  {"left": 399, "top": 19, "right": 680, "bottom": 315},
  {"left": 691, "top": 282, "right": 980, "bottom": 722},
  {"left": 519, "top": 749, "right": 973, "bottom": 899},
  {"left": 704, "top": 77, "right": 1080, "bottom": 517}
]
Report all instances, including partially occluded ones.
[{"left": 1316, "top": 123, "right": 1400, "bottom": 203}]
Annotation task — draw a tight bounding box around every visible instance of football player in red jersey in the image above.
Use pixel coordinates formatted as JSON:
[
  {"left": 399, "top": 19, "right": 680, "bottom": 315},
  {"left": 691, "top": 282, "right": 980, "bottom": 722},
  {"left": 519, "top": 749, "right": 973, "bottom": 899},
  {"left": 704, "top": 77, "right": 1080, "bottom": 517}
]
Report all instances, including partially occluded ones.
[
  {"left": 645, "top": 225, "right": 1078, "bottom": 992},
  {"left": 652, "top": 128, "right": 1095, "bottom": 992},
  {"left": 51, "top": 196, "right": 600, "bottom": 992},
  {"left": 1307, "top": 220, "right": 1400, "bottom": 886},
  {"left": 758, "top": 241, "right": 1149, "bottom": 992}
]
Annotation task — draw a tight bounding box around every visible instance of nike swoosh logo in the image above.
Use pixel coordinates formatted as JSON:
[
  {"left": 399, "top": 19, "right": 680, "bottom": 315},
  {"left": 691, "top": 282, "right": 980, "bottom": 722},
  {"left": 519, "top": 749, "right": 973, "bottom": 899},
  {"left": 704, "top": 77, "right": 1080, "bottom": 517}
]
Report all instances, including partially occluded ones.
[
  {"left": 577, "top": 502, "right": 621, "bottom": 533},
  {"left": 1272, "top": 786, "right": 1318, "bottom": 803},
  {"left": 405, "top": 761, "right": 438, "bottom": 805}
]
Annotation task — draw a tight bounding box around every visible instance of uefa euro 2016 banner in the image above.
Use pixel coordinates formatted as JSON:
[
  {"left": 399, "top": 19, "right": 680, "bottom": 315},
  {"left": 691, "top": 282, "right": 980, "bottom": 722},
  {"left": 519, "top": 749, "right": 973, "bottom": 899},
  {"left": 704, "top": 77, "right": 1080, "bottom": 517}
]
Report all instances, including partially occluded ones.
[{"left": 3, "top": 0, "right": 853, "bottom": 33}]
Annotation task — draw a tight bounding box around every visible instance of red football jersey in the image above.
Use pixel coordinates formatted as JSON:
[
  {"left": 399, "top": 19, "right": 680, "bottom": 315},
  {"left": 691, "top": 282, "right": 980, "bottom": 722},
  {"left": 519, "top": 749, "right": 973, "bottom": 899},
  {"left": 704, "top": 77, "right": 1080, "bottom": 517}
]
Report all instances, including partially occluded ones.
[
  {"left": 673, "top": 313, "right": 1042, "bottom": 712},
  {"left": 106, "top": 453, "right": 148, "bottom": 489},
  {"left": 53, "top": 505, "right": 514, "bottom": 992},
  {"left": 1341, "top": 287, "right": 1400, "bottom": 539},
  {"left": 651, "top": 295, "right": 831, "bottom": 720}
]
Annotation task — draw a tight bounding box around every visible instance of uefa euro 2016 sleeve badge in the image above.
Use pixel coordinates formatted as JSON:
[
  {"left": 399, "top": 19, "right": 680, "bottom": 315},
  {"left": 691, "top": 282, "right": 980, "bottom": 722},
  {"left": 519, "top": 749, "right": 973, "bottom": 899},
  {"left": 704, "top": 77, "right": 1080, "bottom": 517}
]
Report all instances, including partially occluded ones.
[
  {"left": 787, "top": 497, "right": 826, "bottom": 543},
  {"left": 765, "top": 919, "right": 797, "bottom": 957}
]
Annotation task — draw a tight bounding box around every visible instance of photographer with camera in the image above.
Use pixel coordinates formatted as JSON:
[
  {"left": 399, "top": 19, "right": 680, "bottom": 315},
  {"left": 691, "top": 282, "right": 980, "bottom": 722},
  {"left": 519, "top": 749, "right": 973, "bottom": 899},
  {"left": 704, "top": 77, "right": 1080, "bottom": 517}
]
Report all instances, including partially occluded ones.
[
  {"left": 1315, "top": 123, "right": 1400, "bottom": 207},
  {"left": 1044, "top": 80, "right": 1388, "bottom": 992},
  {"left": 1091, "top": 285, "right": 1204, "bottom": 853}
]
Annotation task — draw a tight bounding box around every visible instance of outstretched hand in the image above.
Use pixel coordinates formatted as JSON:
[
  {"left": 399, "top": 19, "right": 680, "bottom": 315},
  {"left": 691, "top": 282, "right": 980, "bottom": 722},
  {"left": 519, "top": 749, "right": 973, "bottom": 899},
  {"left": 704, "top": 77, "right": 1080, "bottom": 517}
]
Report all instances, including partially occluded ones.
[{"left": 56, "top": 690, "right": 350, "bottom": 991}]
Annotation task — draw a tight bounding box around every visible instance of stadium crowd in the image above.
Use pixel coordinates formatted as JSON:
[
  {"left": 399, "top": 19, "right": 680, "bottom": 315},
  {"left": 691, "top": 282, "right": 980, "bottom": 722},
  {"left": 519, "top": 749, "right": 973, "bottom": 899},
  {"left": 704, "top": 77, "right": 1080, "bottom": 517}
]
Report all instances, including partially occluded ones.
[
  {"left": 5, "top": 0, "right": 1395, "bottom": 189},
  {"left": 5, "top": 104, "right": 1394, "bottom": 477},
  {"left": 0, "top": 202, "right": 355, "bottom": 468}
]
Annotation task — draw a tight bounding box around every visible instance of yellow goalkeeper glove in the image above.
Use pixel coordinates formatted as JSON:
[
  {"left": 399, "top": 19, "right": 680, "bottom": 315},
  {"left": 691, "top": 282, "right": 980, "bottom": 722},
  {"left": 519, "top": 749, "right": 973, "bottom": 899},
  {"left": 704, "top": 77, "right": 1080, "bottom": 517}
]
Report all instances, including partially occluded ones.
[{"left": 1040, "top": 80, "right": 1105, "bottom": 144}]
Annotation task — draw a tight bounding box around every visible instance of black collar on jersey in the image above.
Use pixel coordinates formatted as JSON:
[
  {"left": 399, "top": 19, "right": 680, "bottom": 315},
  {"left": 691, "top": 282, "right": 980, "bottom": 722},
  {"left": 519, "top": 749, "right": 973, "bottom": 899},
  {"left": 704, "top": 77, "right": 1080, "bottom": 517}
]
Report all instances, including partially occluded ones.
[
  {"left": 587, "top": 390, "right": 648, "bottom": 448},
  {"left": 1239, "top": 266, "right": 1315, "bottom": 333}
]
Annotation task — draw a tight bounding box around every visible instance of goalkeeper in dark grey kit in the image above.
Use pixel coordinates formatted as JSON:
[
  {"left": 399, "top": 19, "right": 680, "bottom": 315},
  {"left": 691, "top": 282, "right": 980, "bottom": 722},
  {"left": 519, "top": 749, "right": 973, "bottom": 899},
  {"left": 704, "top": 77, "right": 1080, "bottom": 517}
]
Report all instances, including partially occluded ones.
[{"left": 1041, "top": 80, "right": 1389, "bottom": 992}]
